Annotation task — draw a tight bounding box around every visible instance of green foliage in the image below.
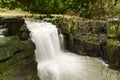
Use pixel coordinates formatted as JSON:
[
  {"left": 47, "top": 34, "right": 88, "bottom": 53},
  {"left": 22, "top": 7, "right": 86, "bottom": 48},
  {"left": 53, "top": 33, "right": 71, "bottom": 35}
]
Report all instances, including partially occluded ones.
[
  {"left": 0, "top": 0, "right": 119, "bottom": 18},
  {"left": 13, "top": 0, "right": 72, "bottom": 14},
  {"left": 0, "top": 0, "right": 25, "bottom": 10}
]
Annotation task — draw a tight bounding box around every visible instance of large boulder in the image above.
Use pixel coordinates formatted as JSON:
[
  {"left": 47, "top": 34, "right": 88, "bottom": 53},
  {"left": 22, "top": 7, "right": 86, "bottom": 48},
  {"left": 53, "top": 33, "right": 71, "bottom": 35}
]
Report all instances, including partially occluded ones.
[{"left": 0, "top": 37, "right": 39, "bottom": 80}]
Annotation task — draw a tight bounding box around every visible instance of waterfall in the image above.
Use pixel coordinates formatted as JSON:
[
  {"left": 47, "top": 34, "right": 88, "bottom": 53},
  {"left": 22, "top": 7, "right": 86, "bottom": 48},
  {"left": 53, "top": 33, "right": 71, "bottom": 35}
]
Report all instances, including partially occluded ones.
[
  {"left": 26, "top": 21, "right": 120, "bottom": 80},
  {"left": 26, "top": 21, "right": 61, "bottom": 62},
  {"left": 58, "top": 29, "right": 64, "bottom": 50}
]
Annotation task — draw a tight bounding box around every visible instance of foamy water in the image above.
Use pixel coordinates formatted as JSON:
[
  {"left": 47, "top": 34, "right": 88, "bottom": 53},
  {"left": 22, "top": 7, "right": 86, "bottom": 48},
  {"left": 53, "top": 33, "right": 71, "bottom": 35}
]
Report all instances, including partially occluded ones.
[{"left": 26, "top": 21, "right": 120, "bottom": 80}]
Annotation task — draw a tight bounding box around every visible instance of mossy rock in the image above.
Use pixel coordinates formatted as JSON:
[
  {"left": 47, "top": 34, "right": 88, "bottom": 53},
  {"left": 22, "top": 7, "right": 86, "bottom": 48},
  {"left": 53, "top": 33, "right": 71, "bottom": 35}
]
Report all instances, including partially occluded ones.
[
  {"left": 0, "top": 38, "right": 39, "bottom": 80},
  {"left": 0, "top": 37, "right": 24, "bottom": 61},
  {"left": 107, "top": 39, "right": 120, "bottom": 69},
  {"left": 17, "top": 23, "right": 30, "bottom": 40}
]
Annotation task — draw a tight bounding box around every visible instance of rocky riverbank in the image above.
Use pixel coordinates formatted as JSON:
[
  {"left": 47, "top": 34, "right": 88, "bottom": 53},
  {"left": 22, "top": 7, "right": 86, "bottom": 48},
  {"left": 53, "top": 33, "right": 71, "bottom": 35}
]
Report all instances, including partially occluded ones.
[{"left": 0, "top": 17, "right": 39, "bottom": 80}]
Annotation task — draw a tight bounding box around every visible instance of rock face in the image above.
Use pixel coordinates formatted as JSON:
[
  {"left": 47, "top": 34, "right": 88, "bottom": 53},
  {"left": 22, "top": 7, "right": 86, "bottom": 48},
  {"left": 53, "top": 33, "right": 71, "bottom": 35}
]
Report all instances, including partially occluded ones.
[
  {"left": 0, "top": 37, "right": 39, "bottom": 80},
  {"left": 69, "top": 38, "right": 100, "bottom": 56},
  {"left": 53, "top": 18, "right": 105, "bottom": 56}
]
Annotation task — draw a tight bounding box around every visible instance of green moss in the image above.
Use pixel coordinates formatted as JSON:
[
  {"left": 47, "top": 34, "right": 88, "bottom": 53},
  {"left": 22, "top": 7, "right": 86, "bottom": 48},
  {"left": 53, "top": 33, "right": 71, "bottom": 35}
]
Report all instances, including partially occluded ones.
[
  {"left": 107, "top": 25, "right": 116, "bottom": 38},
  {"left": 0, "top": 40, "right": 37, "bottom": 80},
  {"left": 107, "top": 39, "right": 120, "bottom": 57},
  {"left": 0, "top": 37, "right": 24, "bottom": 61},
  {"left": 61, "top": 24, "right": 70, "bottom": 34},
  {"left": 107, "top": 39, "right": 120, "bottom": 68}
]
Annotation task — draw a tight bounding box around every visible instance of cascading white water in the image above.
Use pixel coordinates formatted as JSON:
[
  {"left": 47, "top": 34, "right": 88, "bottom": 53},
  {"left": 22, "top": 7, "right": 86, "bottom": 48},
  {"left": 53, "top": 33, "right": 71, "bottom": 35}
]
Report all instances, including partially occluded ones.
[
  {"left": 26, "top": 21, "right": 61, "bottom": 62},
  {"left": 26, "top": 21, "right": 120, "bottom": 80},
  {"left": 59, "top": 33, "right": 64, "bottom": 50}
]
